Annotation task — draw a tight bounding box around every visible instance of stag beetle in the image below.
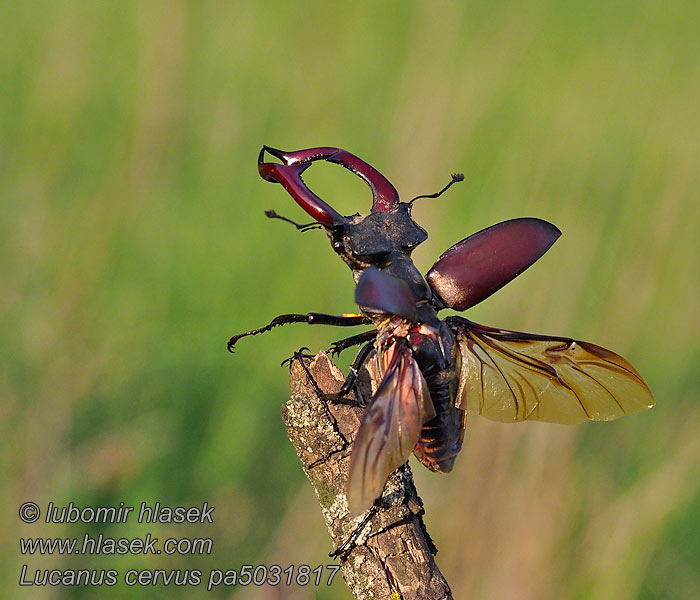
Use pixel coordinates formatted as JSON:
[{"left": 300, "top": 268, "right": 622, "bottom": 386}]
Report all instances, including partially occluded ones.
[{"left": 228, "top": 146, "right": 654, "bottom": 516}]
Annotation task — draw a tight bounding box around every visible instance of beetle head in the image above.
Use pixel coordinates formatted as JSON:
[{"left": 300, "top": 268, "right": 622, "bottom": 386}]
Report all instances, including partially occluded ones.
[
  {"left": 259, "top": 145, "right": 428, "bottom": 267},
  {"left": 340, "top": 204, "right": 427, "bottom": 262}
]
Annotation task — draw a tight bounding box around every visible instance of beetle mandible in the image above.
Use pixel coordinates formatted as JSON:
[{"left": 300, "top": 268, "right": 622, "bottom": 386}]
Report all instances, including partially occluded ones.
[{"left": 228, "top": 145, "right": 654, "bottom": 515}]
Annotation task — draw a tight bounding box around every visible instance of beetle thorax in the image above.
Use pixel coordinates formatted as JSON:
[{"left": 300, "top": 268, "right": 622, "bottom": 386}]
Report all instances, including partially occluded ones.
[{"left": 328, "top": 204, "right": 428, "bottom": 270}]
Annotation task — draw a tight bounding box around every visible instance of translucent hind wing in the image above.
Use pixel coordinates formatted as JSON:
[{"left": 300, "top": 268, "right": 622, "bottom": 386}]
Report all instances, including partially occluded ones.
[
  {"left": 451, "top": 318, "right": 654, "bottom": 424},
  {"left": 347, "top": 342, "right": 434, "bottom": 514}
]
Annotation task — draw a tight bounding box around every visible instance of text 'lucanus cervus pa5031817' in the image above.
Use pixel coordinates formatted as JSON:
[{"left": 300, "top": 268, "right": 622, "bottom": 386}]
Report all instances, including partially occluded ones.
[{"left": 228, "top": 145, "right": 654, "bottom": 516}]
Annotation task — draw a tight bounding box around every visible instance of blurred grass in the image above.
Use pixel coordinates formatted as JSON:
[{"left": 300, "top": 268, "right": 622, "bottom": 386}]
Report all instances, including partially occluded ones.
[{"left": 1, "top": 1, "right": 699, "bottom": 598}]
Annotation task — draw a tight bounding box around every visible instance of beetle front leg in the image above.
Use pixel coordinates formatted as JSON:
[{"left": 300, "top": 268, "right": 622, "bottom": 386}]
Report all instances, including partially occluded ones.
[{"left": 227, "top": 312, "right": 371, "bottom": 352}]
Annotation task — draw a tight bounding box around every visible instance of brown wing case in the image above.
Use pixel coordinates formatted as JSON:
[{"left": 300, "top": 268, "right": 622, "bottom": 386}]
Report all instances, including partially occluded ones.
[
  {"left": 449, "top": 317, "right": 654, "bottom": 424},
  {"left": 355, "top": 267, "right": 419, "bottom": 322},
  {"left": 426, "top": 218, "right": 561, "bottom": 311},
  {"left": 347, "top": 342, "right": 435, "bottom": 514}
]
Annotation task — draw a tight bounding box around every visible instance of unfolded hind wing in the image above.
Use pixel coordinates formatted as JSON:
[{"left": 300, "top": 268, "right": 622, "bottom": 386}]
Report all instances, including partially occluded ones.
[
  {"left": 347, "top": 342, "right": 435, "bottom": 514},
  {"left": 449, "top": 317, "right": 654, "bottom": 424}
]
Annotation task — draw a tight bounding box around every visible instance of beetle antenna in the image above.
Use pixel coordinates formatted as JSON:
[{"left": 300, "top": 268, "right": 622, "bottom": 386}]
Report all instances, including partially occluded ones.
[
  {"left": 264, "top": 209, "right": 323, "bottom": 232},
  {"left": 408, "top": 172, "right": 464, "bottom": 205}
]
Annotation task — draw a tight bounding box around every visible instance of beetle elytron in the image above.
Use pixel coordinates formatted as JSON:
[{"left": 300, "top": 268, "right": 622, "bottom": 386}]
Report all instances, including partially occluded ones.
[{"left": 229, "top": 146, "right": 654, "bottom": 514}]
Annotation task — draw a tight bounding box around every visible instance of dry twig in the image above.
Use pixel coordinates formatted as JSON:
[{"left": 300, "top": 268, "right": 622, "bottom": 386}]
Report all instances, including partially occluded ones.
[{"left": 282, "top": 352, "right": 453, "bottom": 600}]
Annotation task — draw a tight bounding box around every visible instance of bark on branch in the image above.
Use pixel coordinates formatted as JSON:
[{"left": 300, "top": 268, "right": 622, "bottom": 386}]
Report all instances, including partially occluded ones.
[{"left": 282, "top": 352, "right": 453, "bottom": 600}]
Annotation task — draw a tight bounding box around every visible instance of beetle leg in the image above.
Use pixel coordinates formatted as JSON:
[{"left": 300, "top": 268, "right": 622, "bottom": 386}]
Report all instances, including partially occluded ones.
[
  {"left": 227, "top": 313, "right": 371, "bottom": 352},
  {"left": 326, "top": 341, "right": 375, "bottom": 402},
  {"left": 291, "top": 346, "right": 350, "bottom": 437},
  {"left": 330, "top": 502, "right": 380, "bottom": 559},
  {"left": 327, "top": 329, "right": 378, "bottom": 357},
  {"left": 281, "top": 341, "right": 373, "bottom": 407},
  {"left": 280, "top": 351, "right": 314, "bottom": 369}
]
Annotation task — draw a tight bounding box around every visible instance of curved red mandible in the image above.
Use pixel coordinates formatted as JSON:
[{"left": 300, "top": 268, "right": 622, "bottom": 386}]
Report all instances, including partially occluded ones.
[{"left": 258, "top": 146, "right": 399, "bottom": 227}]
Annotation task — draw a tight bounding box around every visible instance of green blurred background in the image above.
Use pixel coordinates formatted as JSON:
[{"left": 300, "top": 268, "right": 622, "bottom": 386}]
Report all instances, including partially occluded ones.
[{"left": 2, "top": 1, "right": 699, "bottom": 598}]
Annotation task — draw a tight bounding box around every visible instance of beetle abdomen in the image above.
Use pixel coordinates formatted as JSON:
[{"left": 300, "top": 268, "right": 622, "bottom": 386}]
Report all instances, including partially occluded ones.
[{"left": 414, "top": 375, "right": 465, "bottom": 473}]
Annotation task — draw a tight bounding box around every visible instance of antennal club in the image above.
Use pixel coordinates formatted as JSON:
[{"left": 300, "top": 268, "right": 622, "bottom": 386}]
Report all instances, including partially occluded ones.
[{"left": 409, "top": 172, "right": 465, "bottom": 206}]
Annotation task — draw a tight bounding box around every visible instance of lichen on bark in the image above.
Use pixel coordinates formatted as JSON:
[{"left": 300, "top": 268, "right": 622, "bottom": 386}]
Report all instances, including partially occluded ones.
[{"left": 281, "top": 352, "right": 453, "bottom": 600}]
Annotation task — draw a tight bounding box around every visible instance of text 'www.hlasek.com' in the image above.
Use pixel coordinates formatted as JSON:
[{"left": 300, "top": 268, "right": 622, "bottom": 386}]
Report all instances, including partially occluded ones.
[{"left": 17, "top": 501, "right": 340, "bottom": 590}]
